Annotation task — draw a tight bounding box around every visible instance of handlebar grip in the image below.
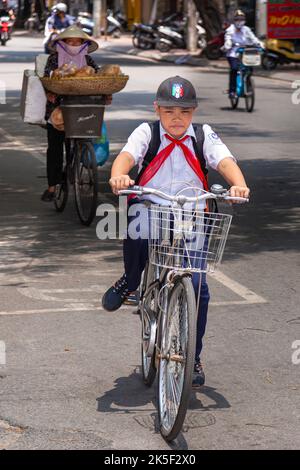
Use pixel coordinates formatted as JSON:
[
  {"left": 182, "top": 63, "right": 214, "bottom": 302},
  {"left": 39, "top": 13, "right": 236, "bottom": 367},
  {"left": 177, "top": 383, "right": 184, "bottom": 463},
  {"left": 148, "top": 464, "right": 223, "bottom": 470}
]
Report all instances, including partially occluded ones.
[
  {"left": 224, "top": 196, "right": 249, "bottom": 203},
  {"left": 117, "top": 185, "right": 143, "bottom": 195}
]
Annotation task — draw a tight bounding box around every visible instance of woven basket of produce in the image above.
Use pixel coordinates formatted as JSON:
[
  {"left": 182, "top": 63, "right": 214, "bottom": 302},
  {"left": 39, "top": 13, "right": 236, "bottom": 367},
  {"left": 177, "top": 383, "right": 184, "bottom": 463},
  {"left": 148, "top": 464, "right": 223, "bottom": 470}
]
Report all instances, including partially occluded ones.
[{"left": 41, "top": 64, "right": 129, "bottom": 96}]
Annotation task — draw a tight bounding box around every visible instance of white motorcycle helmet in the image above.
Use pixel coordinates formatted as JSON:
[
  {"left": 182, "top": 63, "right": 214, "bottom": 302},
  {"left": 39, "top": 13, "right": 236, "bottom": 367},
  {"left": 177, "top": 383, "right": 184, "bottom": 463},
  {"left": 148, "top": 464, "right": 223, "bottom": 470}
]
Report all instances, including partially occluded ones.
[{"left": 54, "top": 3, "right": 67, "bottom": 13}]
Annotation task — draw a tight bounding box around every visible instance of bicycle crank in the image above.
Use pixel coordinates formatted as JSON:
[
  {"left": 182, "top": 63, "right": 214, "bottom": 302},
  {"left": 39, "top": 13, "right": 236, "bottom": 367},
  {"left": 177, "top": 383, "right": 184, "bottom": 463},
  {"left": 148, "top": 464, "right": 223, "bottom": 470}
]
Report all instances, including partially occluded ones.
[{"left": 157, "top": 353, "right": 185, "bottom": 363}]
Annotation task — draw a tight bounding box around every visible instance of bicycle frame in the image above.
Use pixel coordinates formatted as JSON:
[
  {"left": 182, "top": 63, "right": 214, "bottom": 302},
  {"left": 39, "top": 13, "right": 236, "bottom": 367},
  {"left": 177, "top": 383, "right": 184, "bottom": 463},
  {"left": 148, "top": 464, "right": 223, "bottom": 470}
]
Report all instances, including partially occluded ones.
[
  {"left": 236, "top": 63, "right": 252, "bottom": 98},
  {"left": 235, "top": 45, "right": 262, "bottom": 98}
]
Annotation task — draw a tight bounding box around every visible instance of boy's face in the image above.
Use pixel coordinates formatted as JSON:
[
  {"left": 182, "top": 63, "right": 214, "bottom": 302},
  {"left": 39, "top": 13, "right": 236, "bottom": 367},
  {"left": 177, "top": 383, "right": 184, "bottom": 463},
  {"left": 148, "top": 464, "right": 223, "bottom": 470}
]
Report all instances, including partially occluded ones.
[{"left": 155, "top": 104, "right": 196, "bottom": 139}]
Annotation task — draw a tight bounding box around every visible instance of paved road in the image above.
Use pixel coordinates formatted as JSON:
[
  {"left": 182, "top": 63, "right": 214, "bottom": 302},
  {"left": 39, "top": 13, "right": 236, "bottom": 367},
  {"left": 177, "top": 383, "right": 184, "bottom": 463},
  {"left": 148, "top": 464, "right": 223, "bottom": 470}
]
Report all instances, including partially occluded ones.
[{"left": 0, "top": 36, "right": 299, "bottom": 450}]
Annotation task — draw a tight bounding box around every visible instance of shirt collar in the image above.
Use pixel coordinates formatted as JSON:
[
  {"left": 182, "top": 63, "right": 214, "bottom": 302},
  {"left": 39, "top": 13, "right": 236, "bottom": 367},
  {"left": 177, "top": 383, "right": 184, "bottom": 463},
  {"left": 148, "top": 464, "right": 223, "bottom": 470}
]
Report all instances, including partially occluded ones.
[{"left": 159, "top": 122, "right": 195, "bottom": 141}]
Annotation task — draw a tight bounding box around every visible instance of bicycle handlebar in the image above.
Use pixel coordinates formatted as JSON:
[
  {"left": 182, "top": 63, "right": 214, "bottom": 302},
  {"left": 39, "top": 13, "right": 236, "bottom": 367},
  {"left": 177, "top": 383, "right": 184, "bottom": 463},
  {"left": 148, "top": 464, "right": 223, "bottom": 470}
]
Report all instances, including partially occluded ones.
[
  {"left": 234, "top": 44, "right": 264, "bottom": 52},
  {"left": 118, "top": 185, "right": 249, "bottom": 204}
]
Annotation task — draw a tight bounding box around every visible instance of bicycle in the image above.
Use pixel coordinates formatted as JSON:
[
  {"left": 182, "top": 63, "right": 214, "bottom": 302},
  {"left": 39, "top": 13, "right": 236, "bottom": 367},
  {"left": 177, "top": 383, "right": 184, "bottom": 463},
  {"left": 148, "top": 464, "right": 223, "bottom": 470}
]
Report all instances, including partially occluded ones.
[
  {"left": 119, "top": 184, "right": 248, "bottom": 441},
  {"left": 54, "top": 95, "right": 105, "bottom": 226},
  {"left": 229, "top": 45, "right": 263, "bottom": 113}
]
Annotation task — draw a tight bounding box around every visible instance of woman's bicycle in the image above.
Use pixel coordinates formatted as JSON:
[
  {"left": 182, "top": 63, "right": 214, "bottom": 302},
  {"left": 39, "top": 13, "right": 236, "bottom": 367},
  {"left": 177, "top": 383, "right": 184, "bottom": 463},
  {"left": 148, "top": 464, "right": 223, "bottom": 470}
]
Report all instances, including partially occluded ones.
[
  {"left": 119, "top": 184, "right": 248, "bottom": 441},
  {"left": 54, "top": 95, "right": 105, "bottom": 226},
  {"left": 229, "top": 45, "right": 263, "bottom": 113}
]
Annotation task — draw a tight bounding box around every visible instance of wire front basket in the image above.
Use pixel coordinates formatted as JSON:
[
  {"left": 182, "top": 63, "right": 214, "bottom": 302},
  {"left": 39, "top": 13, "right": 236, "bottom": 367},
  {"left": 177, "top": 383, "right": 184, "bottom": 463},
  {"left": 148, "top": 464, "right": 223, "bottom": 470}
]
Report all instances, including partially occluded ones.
[
  {"left": 241, "top": 49, "right": 261, "bottom": 67},
  {"left": 148, "top": 205, "right": 232, "bottom": 274}
]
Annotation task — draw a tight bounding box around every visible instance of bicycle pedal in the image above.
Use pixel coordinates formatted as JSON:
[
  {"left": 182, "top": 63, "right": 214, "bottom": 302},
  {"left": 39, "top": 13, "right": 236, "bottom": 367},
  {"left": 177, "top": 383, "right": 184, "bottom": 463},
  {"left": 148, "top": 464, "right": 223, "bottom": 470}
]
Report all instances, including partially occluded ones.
[{"left": 124, "top": 291, "right": 140, "bottom": 306}]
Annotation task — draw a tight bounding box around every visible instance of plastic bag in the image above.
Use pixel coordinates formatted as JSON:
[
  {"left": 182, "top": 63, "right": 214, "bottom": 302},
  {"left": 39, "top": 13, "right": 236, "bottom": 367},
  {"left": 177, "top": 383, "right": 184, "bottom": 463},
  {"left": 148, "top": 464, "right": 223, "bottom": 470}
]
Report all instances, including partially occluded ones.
[{"left": 94, "top": 122, "right": 110, "bottom": 166}]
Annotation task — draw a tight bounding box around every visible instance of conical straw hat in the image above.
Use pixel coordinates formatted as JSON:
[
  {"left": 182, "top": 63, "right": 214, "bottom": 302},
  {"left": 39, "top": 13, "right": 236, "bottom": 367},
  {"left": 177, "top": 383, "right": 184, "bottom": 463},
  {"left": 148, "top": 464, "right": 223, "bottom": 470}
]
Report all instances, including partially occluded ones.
[{"left": 49, "top": 25, "right": 98, "bottom": 53}]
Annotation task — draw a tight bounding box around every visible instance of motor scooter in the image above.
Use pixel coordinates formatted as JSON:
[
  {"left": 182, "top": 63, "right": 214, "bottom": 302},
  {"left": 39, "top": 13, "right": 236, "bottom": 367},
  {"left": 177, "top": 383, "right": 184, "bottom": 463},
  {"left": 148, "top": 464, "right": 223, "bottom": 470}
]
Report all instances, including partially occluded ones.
[
  {"left": 0, "top": 15, "right": 10, "bottom": 45},
  {"left": 262, "top": 38, "right": 300, "bottom": 70}
]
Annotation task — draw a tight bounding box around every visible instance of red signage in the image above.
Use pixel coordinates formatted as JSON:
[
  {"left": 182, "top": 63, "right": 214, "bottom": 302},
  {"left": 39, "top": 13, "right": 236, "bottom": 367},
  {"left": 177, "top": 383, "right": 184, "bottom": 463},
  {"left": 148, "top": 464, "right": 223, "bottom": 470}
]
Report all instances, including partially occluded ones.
[{"left": 267, "top": 1, "right": 300, "bottom": 39}]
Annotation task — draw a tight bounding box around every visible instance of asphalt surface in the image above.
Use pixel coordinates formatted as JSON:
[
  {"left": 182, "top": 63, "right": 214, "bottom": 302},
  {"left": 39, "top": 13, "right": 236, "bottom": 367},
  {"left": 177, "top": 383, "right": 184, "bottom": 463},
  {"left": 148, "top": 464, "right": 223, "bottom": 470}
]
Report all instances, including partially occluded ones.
[{"left": 0, "top": 35, "right": 299, "bottom": 450}]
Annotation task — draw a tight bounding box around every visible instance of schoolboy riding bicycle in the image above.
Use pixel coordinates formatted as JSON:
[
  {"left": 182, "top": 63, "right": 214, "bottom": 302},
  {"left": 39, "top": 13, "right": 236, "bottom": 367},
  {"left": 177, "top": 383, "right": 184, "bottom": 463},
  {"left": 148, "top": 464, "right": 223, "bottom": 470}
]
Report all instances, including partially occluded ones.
[{"left": 101, "top": 76, "right": 250, "bottom": 388}]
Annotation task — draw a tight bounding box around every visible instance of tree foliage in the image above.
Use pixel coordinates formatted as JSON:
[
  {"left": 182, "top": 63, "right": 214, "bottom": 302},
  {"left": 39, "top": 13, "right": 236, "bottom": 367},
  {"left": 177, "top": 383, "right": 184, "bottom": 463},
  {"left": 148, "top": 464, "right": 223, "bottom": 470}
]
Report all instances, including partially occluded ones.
[{"left": 195, "top": 0, "right": 226, "bottom": 40}]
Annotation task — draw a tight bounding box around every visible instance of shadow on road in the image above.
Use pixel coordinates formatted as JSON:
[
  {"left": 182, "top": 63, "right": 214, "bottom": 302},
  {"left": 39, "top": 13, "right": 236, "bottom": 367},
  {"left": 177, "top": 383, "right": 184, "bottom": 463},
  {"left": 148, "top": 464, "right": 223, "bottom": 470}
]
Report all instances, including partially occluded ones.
[
  {"left": 190, "top": 385, "right": 231, "bottom": 410},
  {"left": 97, "top": 367, "right": 156, "bottom": 414},
  {"left": 1, "top": 86, "right": 299, "bottom": 283},
  {"left": 96, "top": 366, "right": 230, "bottom": 449}
]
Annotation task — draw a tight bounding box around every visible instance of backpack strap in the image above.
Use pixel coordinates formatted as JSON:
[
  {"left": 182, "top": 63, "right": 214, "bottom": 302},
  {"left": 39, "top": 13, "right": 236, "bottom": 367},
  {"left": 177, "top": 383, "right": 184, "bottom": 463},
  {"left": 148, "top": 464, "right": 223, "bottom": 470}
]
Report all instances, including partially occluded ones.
[
  {"left": 191, "top": 124, "right": 208, "bottom": 177},
  {"left": 135, "top": 121, "right": 161, "bottom": 184},
  {"left": 192, "top": 124, "right": 218, "bottom": 212}
]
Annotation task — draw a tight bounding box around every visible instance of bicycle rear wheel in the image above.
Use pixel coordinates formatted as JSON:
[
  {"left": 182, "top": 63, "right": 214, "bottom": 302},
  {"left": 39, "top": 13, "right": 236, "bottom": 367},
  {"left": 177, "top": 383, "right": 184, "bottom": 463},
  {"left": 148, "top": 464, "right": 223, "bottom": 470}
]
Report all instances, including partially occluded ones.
[
  {"left": 158, "top": 276, "right": 197, "bottom": 441},
  {"left": 245, "top": 76, "right": 255, "bottom": 112},
  {"left": 74, "top": 141, "right": 98, "bottom": 226}
]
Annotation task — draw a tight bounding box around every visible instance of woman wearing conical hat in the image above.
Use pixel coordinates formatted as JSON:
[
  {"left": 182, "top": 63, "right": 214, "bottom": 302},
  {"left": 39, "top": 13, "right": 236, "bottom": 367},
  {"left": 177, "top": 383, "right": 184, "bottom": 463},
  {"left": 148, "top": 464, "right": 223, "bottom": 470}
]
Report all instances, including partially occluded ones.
[{"left": 41, "top": 26, "right": 111, "bottom": 202}]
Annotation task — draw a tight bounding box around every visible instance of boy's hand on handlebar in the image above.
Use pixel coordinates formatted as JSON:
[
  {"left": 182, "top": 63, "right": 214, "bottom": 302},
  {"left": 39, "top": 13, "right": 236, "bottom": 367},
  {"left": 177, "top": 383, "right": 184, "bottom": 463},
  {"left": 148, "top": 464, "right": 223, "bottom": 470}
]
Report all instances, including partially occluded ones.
[
  {"left": 109, "top": 175, "right": 135, "bottom": 195},
  {"left": 229, "top": 185, "right": 250, "bottom": 201}
]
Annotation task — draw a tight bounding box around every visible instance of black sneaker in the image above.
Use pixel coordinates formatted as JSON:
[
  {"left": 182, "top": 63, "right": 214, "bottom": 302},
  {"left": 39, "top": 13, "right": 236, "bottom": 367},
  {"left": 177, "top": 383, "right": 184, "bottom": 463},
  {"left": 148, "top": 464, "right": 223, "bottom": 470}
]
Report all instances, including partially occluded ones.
[
  {"left": 41, "top": 189, "right": 55, "bottom": 202},
  {"left": 192, "top": 361, "right": 205, "bottom": 389},
  {"left": 102, "top": 274, "right": 130, "bottom": 312}
]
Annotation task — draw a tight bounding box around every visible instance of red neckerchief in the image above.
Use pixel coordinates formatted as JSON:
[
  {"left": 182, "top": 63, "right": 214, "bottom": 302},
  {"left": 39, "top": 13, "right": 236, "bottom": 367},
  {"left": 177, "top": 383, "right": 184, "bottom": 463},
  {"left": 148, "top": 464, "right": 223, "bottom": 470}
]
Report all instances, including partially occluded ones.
[{"left": 133, "top": 133, "right": 208, "bottom": 191}]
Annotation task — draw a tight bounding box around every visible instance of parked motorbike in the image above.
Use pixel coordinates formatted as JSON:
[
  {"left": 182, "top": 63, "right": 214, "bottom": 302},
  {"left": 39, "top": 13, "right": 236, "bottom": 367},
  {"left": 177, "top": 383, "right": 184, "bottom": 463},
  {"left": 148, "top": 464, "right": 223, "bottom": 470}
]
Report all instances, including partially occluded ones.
[
  {"left": 24, "top": 12, "right": 45, "bottom": 32},
  {"left": 132, "top": 23, "right": 158, "bottom": 50},
  {"left": 76, "top": 11, "right": 93, "bottom": 36},
  {"left": 203, "top": 30, "right": 225, "bottom": 60},
  {"left": 132, "top": 23, "right": 173, "bottom": 52},
  {"left": 262, "top": 38, "right": 300, "bottom": 70},
  {"left": 133, "top": 14, "right": 207, "bottom": 53},
  {"left": 156, "top": 18, "right": 207, "bottom": 52},
  {"left": 114, "top": 9, "right": 127, "bottom": 30},
  {"left": 104, "top": 9, "right": 122, "bottom": 38},
  {"left": 0, "top": 15, "right": 12, "bottom": 45}
]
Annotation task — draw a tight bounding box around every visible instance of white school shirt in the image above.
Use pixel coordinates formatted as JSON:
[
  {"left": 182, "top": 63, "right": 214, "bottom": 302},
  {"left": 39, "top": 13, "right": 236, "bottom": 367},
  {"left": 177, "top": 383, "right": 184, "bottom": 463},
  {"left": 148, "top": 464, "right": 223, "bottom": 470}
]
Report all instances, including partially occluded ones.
[
  {"left": 122, "top": 122, "right": 236, "bottom": 208},
  {"left": 224, "top": 24, "right": 262, "bottom": 58}
]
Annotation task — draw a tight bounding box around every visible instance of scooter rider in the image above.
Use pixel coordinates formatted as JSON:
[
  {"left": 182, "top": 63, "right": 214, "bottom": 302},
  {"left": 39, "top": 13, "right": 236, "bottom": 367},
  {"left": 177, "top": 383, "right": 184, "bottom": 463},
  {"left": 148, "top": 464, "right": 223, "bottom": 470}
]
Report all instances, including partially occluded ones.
[
  {"left": 224, "top": 10, "right": 262, "bottom": 98},
  {"left": 44, "top": 3, "right": 74, "bottom": 52}
]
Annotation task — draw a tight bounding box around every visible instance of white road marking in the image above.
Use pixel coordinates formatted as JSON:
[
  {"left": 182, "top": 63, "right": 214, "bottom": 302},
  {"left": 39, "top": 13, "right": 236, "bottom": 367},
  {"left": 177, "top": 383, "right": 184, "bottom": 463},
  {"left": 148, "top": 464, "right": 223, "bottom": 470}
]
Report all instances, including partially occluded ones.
[
  {"left": 0, "top": 271, "right": 267, "bottom": 315},
  {"left": 0, "top": 127, "right": 45, "bottom": 164},
  {"left": 0, "top": 305, "right": 133, "bottom": 315},
  {"left": 0, "top": 128, "right": 122, "bottom": 165},
  {"left": 17, "top": 285, "right": 106, "bottom": 302},
  {"left": 208, "top": 271, "right": 267, "bottom": 304}
]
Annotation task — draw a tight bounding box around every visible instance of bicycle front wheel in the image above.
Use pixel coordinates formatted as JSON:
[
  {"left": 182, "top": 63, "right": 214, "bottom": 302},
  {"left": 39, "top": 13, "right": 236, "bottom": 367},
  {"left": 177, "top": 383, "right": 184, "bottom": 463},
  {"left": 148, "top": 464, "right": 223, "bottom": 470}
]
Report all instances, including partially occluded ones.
[
  {"left": 245, "top": 76, "right": 255, "bottom": 112},
  {"left": 230, "top": 94, "right": 239, "bottom": 109},
  {"left": 158, "top": 276, "right": 197, "bottom": 441},
  {"left": 141, "top": 263, "right": 159, "bottom": 387},
  {"left": 74, "top": 141, "right": 98, "bottom": 226},
  {"left": 54, "top": 167, "right": 69, "bottom": 213}
]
